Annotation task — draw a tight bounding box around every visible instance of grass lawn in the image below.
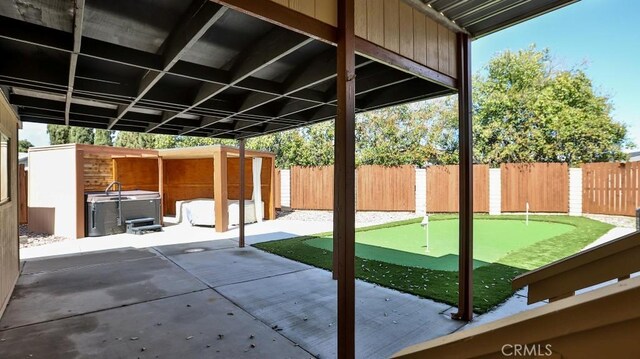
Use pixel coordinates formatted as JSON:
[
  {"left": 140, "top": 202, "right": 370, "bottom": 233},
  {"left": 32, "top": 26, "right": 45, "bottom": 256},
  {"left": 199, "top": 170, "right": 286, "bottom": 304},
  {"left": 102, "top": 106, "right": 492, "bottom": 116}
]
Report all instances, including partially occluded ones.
[{"left": 254, "top": 215, "right": 612, "bottom": 313}]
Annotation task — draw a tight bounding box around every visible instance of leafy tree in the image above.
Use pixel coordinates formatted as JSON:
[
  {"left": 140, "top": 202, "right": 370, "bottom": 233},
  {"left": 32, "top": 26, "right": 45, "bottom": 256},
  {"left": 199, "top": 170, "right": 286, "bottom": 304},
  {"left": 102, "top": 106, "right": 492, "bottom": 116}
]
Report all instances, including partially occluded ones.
[
  {"left": 46, "top": 124, "right": 70, "bottom": 145},
  {"left": 68, "top": 126, "right": 94, "bottom": 144},
  {"left": 94, "top": 129, "right": 114, "bottom": 146},
  {"left": 175, "top": 136, "right": 234, "bottom": 148},
  {"left": 46, "top": 125, "right": 95, "bottom": 145},
  {"left": 114, "top": 131, "right": 156, "bottom": 149},
  {"left": 356, "top": 101, "right": 459, "bottom": 167},
  {"left": 18, "top": 139, "right": 33, "bottom": 152},
  {"left": 473, "top": 46, "right": 631, "bottom": 165}
]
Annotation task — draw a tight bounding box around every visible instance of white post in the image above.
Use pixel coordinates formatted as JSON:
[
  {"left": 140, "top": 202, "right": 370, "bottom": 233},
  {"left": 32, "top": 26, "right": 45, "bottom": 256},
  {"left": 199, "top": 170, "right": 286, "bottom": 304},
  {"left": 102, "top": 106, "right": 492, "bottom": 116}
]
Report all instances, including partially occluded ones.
[
  {"left": 280, "top": 169, "right": 291, "bottom": 209},
  {"left": 421, "top": 215, "right": 429, "bottom": 253},
  {"left": 415, "top": 168, "right": 426, "bottom": 215},
  {"left": 569, "top": 168, "right": 583, "bottom": 216},
  {"left": 489, "top": 168, "right": 501, "bottom": 215}
]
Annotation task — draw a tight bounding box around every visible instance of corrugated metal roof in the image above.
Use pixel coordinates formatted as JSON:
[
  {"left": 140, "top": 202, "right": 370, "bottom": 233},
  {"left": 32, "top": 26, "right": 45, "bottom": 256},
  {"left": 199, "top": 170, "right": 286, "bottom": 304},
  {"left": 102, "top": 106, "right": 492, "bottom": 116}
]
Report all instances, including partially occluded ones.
[{"left": 411, "top": 0, "right": 579, "bottom": 38}]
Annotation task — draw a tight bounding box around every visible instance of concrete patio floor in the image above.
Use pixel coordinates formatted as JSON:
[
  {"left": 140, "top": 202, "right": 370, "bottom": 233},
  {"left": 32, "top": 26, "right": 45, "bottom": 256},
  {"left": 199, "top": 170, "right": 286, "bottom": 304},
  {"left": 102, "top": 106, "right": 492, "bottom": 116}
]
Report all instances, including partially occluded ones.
[
  {"left": 6, "top": 219, "right": 631, "bottom": 358},
  {"left": 2, "top": 237, "right": 466, "bottom": 358}
]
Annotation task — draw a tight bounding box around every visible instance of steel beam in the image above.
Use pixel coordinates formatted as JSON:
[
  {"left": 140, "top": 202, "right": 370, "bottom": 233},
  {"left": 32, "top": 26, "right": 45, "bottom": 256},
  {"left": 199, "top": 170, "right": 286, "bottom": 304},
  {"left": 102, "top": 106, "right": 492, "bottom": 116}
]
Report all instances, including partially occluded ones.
[
  {"left": 0, "top": 15, "right": 326, "bottom": 108},
  {"left": 65, "top": 0, "right": 85, "bottom": 125},
  {"left": 172, "top": 28, "right": 314, "bottom": 134},
  {"left": 108, "top": 2, "right": 228, "bottom": 129}
]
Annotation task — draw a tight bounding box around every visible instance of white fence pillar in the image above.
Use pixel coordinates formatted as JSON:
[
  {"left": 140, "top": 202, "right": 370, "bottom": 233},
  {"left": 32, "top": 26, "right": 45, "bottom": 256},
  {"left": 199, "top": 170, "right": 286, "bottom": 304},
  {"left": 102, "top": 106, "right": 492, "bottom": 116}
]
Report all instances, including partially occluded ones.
[
  {"left": 280, "top": 169, "right": 291, "bottom": 208},
  {"left": 489, "top": 168, "right": 501, "bottom": 215},
  {"left": 415, "top": 168, "right": 426, "bottom": 215},
  {"left": 569, "top": 168, "right": 582, "bottom": 216}
]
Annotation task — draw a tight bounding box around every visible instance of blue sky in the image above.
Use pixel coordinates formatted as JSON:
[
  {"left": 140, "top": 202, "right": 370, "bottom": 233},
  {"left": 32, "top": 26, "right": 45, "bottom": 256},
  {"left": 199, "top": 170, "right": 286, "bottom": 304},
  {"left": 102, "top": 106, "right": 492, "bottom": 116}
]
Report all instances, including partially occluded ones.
[
  {"left": 19, "top": 0, "right": 639, "bottom": 150},
  {"left": 472, "top": 0, "right": 639, "bottom": 150}
]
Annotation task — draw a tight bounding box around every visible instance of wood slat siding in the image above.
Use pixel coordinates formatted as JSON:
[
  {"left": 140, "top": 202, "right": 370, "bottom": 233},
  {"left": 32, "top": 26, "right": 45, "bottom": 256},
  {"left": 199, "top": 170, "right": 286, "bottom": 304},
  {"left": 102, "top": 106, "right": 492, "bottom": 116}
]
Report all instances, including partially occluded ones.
[
  {"left": 290, "top": 165, "right": 334, "bottom": 210},
  {"left": 162, "top": 158, "right": 213, "bottom": 216},
  {"left": 83, "top": 154, "right": 113, "bottom": 191},
  {"left": 0, "top": 94, "right": 19, "bottom": 318},
  {"left": 269, "top": 0, "right": 457, "bottom": 78},
  {"left": 162, "top": 157, "right": 276, "bottom": 219},
  {"left": 275, "top": 169, "right": 282, "bottom": 209},
  {"left": 357, "top": 165, "right": 415, "bottom": 211},
  {"left": 501, "top": 163, "right": 569, "bottom": 213},
  {"left": 426, "top": 164, "right": 489, "bottom": 213},
  {"left": 113, "top": 158, "right": 159, "bottom": 192},
  {"left": 19, "top": 164, "right": 27, "bottom": 224},
  {"left": 582, "top": 162, "right": 639, "bottom": 216}
]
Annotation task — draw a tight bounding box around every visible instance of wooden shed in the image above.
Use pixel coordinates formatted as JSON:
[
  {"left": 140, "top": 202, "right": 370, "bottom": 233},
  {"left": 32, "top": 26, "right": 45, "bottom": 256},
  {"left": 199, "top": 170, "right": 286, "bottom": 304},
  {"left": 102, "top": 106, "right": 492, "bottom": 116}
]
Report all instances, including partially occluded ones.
[{"left": 27, "top": 144, "right": 276, "bottom": 238}]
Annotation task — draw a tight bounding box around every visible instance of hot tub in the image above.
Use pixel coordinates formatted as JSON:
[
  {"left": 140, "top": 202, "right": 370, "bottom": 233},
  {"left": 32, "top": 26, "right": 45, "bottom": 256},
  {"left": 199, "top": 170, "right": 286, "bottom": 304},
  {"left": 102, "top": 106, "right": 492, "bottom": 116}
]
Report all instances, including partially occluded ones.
[{"left": 85, "top": 190, "right": 161, "bottom": 237}]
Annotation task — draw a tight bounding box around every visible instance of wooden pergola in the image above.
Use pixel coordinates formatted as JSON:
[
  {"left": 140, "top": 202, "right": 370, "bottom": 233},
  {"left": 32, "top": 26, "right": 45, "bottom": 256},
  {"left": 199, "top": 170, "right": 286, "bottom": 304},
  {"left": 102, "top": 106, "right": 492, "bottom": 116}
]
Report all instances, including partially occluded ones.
[{"left": 0, "top": 0, "right": 578, "bottom": 357}]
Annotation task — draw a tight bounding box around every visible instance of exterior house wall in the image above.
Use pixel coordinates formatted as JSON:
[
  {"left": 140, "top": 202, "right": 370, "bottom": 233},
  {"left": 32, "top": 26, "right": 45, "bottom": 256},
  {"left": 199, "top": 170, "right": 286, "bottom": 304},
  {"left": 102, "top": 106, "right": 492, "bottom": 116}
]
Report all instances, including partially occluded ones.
[
  {"left": 0, "top": 93, "right": 19, "bottom": 318},
  {"left": 268, "top": 0, "right": 458, "bottom": 78}
]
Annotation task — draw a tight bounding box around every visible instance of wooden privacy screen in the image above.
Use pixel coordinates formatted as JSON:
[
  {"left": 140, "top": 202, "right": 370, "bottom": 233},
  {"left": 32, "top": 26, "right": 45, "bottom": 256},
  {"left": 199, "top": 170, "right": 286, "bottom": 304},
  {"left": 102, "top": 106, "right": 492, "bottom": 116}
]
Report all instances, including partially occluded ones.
[
  {"left": 113, "top": 158, "right": 159, "bottom": 191},
  {"left": 582, "top": 162, "right": 639, "bottom": 216},
  {"left": 501, "top": 163, "right": 568, "bottom": 212},
  {"left": 275, "top": 169, "right": 281, "bottom": 209},
  {"left": 162, "top": 159, "right": 213, "bottom": 216},
  {"left": 426, "top": 164, "right": 489, "bottom": 213},
  {"left": 290, "top": 165, "right": 334, "bottom": 210},
  {"left": 83, "top": 154, "right": 113, "bottom": 191},
  {"left": 19, "top": 164, "right": 27, "bottom": 224},
  {"left": 269, "top": 0, "right": 458, "bottom": 78},
  {"left": 357, "top": 165, "right": 415, "bottom": 211},
  {"left": 162, "top": 157, "right": 275, "bottom": 218}
]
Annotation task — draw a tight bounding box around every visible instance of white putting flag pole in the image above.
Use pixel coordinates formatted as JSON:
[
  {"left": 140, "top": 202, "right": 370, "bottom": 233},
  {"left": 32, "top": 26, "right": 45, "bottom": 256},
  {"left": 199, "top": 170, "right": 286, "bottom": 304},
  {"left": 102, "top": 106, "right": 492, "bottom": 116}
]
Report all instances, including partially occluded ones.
[{"left": 421, "top": 214, "right": 430, "bottom": 253}]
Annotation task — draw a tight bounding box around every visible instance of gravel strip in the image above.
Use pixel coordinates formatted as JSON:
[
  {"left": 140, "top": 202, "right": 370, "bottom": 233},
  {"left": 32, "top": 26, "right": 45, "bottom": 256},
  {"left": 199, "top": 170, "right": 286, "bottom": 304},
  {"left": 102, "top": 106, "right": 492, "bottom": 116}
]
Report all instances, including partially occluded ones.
[
  {"left": 19, "top": 224, "right": 68, "bottom": 249},
  {"left": 583, "top": 214, "right": 636, "bottom": 229},
  {"left": 276, "top": 210, "right": 420, "bottom": 227}
]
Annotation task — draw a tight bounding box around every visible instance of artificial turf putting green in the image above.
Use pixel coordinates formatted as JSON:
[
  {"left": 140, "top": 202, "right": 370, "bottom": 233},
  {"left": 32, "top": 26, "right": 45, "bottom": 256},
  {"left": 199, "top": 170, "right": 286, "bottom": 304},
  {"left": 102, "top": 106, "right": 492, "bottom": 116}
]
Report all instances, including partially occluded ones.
[
  {"left": 305, "top": 219, "right": 575, "bottom": 271},
  {"left": 254, "top": 215, "right": 612, "bottom": 313}
]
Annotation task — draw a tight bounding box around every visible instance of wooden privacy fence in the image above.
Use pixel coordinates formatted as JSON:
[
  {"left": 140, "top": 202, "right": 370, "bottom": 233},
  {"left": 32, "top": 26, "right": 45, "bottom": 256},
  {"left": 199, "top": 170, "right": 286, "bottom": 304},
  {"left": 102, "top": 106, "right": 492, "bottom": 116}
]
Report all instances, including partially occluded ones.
[
  {"left": 290, "top": 165, "right": 417, "bottom": 211},
  {"left": 501, "top": 162, "right": 568, "bottom": 212},
  {"left": 582, "top": 162, "right": 639, "bottom": 216},
  {"left": 426, "top": 164, "right": 489, "bottom": 213},
  {"left": 290, "top": 166, "right": 334, "bottom": 210},
  {"left": 357, "top": 165, "right": 415, "bottom": 211},
  {"left": 19, "top": 164, "right": 27, "bottom": 224}
]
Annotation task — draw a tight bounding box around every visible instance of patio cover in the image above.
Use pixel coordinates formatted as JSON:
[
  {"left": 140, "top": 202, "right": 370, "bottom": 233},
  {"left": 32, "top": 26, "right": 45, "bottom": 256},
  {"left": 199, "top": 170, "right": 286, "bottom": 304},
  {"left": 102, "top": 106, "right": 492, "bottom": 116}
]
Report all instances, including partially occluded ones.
[{"left": 0, "top": 1, "right": 580, "bottom": 358}]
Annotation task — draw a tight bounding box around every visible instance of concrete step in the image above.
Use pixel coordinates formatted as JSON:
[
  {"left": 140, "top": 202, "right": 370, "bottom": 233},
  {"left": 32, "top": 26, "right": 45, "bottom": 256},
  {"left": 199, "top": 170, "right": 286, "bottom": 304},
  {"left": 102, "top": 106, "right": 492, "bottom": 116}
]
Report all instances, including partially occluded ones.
[
  {"left": 127, "top": 224, "right": 162, "bottom": 235},
  {"left": 125, "top": 217, "right": 156, "bottom": 225}
]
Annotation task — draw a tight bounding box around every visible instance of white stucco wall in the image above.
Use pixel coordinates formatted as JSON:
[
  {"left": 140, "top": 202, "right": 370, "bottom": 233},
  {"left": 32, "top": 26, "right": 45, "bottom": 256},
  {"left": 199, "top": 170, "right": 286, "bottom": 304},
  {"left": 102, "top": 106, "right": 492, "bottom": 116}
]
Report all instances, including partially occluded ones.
[
  {"left": 415, "top": 168, "right": 426, "bottom": 215},
  {"left": 569, "top": 168, "right": 582, "bottom": 216},
  {"left": 280, "top": 169, "right": 291, "bottom": 208},
  {"left": 489, "top": 168, "right": 501, "bottom": 215}
]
